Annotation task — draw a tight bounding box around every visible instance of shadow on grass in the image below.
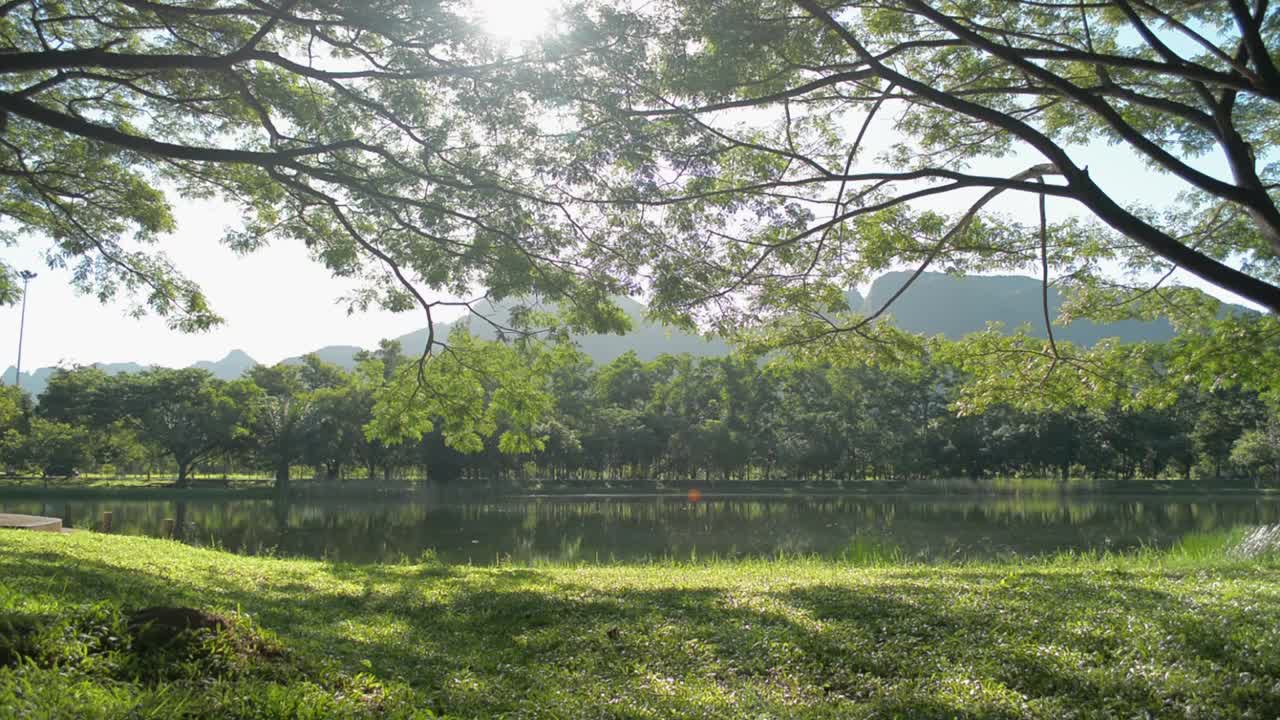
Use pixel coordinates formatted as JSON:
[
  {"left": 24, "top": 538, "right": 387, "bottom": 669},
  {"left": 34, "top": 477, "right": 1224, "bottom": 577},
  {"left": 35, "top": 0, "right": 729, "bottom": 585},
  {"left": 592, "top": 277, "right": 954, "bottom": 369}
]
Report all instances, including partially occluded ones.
[{"left": 3, "top": 542, "right": 1279, "bottom": 718}]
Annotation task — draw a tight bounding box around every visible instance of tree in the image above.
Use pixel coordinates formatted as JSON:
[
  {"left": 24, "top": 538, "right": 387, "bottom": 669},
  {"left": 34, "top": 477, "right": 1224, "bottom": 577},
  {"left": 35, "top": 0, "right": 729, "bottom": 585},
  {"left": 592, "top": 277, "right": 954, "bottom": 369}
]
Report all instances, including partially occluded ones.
[
  {"left": 126, "top": 368, "right": 255, "bottom": 486},
  {"left": 0, "top": 385, "right": 27, "bottom": 436},
  {"left": 304, "top": 380, "right": 371, "bottom": 483},
  {"left": 36, "top": 367, "right": 144, "bottom": 470},
  {"left": 0, "top": 0, "right": 623, "bottom": 339},
  {"left": 544, "top": 0, "right": 1280, "bottom": 403},
  {"left": 295, "top": 353, "right": 378, "bottom": 481},
  {"left": 355, "top": 340, "right": 410, "bottom": 384},
  {"left": 291, "top": 354, "right": 368, "bottom": 481},
  {"left": 246, "top": 364, "right": 305, "bottom": 399},
  {"left": 297, "top": 354, "right": 348, "bottom": 392},
  {"left": 1190, "top": 389, "right": 1263, "bottom": 478},
  {"left": 595, "top": 352, "right": 653, "bottom": 411},
  {"left": 35, "top": 366, "right": 116, "bottom": 426},
  {"left": 6, "top": 417, "right": 93, "bottom": 480},
  {"left": 8, "top": 1, "right": 1279, "bottom": 422},
  {"left": 533, "top": 347, "right": 597, "bottom": 482},
  {"left": 246, "top": 363, "right": 317, "bottom": 491},
  {"left": 251, "top": 394, "right": 314, "bottom": 492},
  {"left": 364, "top": 331, "right": 560, "bottom": 478},
  {"left": 1232, "top": 426, "right": 1280, "bottom": 485},
  {"left": 582, "top": 406, "right": 659, "bottom": 481}
]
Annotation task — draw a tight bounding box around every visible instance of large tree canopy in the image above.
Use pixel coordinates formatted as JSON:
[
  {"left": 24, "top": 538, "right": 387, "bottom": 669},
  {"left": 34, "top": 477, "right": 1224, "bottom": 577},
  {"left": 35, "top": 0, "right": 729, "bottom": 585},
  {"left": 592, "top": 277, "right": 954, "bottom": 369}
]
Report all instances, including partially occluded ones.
[
  {"left": 0, "top": 0, "right": 625, "bottom": 341},
  {"left": 531, "top": 0, "right": 1280, "bottom": 403},
  {"left": 2, "top": 0, "right": 1278, "bottom": 412}
]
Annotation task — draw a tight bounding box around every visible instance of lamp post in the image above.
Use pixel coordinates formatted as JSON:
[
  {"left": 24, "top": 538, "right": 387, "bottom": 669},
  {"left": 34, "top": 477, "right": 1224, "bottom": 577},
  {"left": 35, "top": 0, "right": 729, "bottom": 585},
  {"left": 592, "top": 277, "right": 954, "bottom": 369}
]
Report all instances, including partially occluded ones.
[{"left": 14, "top": 270, "right": 36, "bottom": 392}]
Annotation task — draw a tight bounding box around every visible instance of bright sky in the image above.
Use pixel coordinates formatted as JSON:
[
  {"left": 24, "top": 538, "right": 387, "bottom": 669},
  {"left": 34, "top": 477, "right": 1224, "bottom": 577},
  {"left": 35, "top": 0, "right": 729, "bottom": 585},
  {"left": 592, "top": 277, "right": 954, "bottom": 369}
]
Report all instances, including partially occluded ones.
[
  {"left": 0, "top": 0, "right": 1258, "bottom": 373},
  {"left": 471, "top": 0, "right": 560, "bottom": 44}
]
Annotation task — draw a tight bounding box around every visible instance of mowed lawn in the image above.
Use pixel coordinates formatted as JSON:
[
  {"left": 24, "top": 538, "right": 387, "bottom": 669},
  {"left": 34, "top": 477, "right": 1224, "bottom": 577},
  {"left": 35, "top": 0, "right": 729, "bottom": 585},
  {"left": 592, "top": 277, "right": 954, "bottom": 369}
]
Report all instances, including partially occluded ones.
[{"left": 2, "top": 530, "right": 1279, "bottom": 719}]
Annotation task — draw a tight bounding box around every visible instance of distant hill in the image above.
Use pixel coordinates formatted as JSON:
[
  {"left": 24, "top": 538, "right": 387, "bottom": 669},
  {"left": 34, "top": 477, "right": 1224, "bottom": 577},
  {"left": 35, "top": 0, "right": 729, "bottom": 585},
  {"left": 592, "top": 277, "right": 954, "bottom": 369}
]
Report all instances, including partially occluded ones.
[
  {"left": 857, "top": 271, "right": 1179, "bottom": 344},
  {"left": 429, "top": 296, "right": 729, "bottom": 364},
  {"left": 2, "top": 360, "right": 151, "bottom": 400},
  {"left": 2, "top": 354, "right": 254, "bottom": 399},
  {"left": 4, "top": 272, "right": 1238, "bottom": 399},
  {"left": 0, "top": 366, "right": 58, "bottom": 399},
  {"left": 844, "top": 289, "right": 865, "bottom": 311},
  {"left": 280, "top": 345, "right": 366, "bottom": 371},
  {"left": 190, "top": 350, "right": 258, "bottom": 379}
]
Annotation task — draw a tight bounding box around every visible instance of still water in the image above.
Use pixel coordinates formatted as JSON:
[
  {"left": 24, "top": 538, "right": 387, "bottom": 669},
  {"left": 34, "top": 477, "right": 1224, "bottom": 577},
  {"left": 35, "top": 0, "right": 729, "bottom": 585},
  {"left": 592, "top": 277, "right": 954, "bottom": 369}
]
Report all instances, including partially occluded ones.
[{"left": 2, "top": 493, "right": 1276, "bottom": 564}]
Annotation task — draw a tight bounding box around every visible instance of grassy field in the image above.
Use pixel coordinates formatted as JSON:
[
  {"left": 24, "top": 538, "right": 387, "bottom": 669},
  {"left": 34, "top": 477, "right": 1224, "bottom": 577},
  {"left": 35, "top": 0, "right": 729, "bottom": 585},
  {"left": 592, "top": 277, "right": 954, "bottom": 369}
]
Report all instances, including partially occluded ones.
[
  {"left": 0, "top": 475, "right": 279, "bottom": 499},
  {"left": 4, "top": 474, "right": 1275, "bottom": 503},
  {"left": 0, "top": 472, "right": 274, "bottom": 487},
  {"left": 2, "top": 531, "right": 1279, "bottom": 718}
]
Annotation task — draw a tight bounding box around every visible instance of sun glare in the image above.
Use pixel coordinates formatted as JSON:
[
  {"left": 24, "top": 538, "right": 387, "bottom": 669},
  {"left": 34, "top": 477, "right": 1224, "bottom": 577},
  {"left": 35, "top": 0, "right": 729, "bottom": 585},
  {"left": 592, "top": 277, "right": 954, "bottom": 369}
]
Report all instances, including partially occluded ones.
[{"left": 472, "top": 0, "right": 559, "bottom": 46}]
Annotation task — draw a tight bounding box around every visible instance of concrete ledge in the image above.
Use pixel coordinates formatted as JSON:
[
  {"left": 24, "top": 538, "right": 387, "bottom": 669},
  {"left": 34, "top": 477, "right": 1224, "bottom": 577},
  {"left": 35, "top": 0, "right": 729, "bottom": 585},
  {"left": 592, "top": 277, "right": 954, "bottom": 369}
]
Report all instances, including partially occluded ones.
[{"left": 0, "top": 513, "right": 64, "bottom": 532}]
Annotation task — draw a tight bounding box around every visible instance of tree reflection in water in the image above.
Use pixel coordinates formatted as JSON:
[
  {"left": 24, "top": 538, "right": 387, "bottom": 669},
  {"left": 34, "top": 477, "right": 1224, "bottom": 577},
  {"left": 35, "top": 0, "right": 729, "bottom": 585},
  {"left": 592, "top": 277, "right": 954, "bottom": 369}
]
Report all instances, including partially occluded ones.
[{"left": 3, "top": 494, "right": 1277, "bottom": 564}]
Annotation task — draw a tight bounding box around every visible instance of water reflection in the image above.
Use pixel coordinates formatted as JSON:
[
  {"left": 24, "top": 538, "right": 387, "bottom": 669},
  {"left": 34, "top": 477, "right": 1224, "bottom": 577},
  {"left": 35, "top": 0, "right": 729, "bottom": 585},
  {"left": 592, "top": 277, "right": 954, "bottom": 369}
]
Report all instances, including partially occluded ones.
[{"left": 4, "top": 494, "right": 1277, "bottom": 564}]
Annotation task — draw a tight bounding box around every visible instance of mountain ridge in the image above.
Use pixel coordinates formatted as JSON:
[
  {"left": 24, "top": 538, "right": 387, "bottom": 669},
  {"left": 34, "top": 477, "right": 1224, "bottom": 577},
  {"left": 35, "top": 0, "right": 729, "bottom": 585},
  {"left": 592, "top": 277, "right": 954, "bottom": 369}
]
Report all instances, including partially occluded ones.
[{"left": 858, "top": 271, "right": 1179, "bottom": 344}]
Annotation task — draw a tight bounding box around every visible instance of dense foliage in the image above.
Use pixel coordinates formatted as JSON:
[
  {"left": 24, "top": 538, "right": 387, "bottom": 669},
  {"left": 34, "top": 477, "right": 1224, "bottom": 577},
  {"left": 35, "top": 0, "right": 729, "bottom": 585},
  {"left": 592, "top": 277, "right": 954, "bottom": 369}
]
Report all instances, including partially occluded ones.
[
  {"left": 0, "top": 333, "right": 561, "bottom": 488},
  {"left": 525, "top": 0, "right": 1280, "bottom": 409},
  {"left": 2, "top": 1, "right": 1278, "bottom": 411},
  {"left": 2, "top": 341, "right": 1276, "bottom": 487},
  {"left": 0, "top": 0, "right": 627, "bottom": 337}
]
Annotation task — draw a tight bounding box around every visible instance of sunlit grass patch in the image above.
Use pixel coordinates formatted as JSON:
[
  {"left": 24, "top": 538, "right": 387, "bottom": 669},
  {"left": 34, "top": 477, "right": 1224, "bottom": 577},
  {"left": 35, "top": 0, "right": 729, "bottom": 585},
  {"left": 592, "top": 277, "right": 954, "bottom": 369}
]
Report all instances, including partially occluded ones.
[{"left": 2, "top": 530, "right": 1279, "bottom": 718}]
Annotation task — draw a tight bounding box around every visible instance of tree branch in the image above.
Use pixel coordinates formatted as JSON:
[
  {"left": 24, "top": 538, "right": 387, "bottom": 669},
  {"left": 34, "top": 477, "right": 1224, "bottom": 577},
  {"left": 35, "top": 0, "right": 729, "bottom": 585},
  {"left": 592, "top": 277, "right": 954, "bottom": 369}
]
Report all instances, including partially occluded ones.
[
  {"left": 0, "top": 91, "right": 359, "bottom": 165},
  {"left": 792, "top": 0, "right": 1280, "bottom": 314}
]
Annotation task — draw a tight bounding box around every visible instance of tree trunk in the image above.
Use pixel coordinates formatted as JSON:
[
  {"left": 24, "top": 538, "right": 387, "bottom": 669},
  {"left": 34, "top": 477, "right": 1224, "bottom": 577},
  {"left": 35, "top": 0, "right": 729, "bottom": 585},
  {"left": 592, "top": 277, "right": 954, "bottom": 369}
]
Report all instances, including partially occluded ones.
[
  {"left": 274, "top": 462, "right": 290, "bottom": 493},
  {"left": 176, "top": 460, "right": 192, "bottom": 488}
]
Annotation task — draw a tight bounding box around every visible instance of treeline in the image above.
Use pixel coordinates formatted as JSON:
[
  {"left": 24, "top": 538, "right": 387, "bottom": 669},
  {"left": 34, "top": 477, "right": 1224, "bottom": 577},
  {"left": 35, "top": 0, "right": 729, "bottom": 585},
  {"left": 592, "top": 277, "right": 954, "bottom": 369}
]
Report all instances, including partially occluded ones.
[
  {"left": 0, "top": 341, "right": 417, "bottom": 489},
  {"left": 532, "top": 352, "right": 1278, "bottom": 486},
  {"left": 1, "top": 342, "right": 1278, "bottom": 488}
]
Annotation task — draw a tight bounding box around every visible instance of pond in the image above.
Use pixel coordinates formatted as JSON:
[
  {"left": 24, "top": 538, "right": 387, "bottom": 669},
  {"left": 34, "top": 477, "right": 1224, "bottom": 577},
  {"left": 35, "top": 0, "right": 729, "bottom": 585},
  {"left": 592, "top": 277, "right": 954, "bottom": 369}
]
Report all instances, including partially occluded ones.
[{"left": 2, "top": 492, "right": 1277, "bottom": 564}]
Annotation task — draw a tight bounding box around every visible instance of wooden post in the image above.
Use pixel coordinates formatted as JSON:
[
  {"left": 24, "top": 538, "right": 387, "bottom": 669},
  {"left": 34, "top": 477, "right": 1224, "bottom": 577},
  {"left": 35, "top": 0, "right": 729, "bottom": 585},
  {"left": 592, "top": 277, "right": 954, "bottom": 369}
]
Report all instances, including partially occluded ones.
[
  {"left": 161, "top": 518, "right": 175, "bottom": 538},
  {"left": 99, "top": 511, "right": 112, "bottom": 533}
]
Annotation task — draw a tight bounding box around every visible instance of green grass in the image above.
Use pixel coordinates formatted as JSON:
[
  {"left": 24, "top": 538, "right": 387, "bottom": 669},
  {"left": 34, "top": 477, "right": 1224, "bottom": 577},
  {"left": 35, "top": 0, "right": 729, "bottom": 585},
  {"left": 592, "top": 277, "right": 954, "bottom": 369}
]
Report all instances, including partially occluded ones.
[
  {"left": 2, "top": 531, "right": 1280, "bottom": 718},
  {"left": 10, "top": 473, "right": 1275, "bottom": 498},
  {"left": 0, "top": 473, "right": 273, "bottom": 487},
  {"left": 0, "top": 474, "right": 280, "bottom": 501}
]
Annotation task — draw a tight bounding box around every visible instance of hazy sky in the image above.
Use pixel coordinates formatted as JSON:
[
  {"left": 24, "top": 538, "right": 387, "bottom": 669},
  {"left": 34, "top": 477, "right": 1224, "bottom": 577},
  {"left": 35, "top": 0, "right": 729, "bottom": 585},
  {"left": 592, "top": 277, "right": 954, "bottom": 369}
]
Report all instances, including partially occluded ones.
[{"left": 0, "top": 2, "right": 1257, "bottom": 372}]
